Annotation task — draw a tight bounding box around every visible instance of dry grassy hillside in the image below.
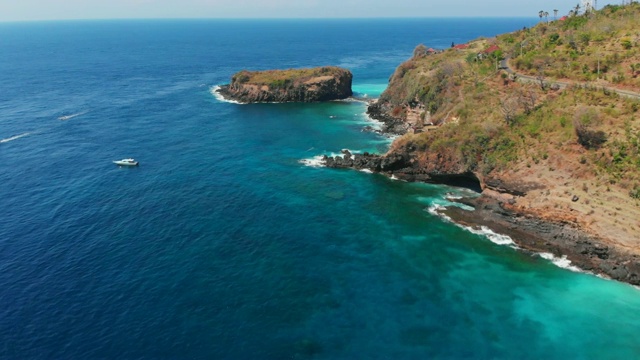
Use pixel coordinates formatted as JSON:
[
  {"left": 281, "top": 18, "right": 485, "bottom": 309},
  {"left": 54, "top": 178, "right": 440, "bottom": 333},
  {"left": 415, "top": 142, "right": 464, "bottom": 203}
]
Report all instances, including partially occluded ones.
[
  {"left": 374, "top": 3, "right": 640, "bottom": 247},
  {"left": 505, "top": 3, "right": 640, "bottom": 90}
]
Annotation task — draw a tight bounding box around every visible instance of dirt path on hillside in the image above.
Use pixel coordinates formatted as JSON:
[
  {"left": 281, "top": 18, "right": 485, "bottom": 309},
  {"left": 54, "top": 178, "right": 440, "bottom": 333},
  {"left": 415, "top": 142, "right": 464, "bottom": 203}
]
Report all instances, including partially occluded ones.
[{"left": 501, "top": 58, "right": 640, "bottom": 100}]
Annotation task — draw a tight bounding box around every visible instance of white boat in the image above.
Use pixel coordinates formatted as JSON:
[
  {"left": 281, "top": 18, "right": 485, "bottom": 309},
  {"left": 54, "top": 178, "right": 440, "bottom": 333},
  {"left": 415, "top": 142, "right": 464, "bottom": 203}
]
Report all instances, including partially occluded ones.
[{"left": 113, "top": 158, "right": 139, "bottom": 166}]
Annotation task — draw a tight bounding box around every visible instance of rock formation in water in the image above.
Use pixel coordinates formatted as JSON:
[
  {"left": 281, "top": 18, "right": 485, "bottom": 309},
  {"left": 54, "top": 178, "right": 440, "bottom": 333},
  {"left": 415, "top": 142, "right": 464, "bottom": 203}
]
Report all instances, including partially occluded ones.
[{"left": 216, "top": 66, "right": 352, "bottom": 103}]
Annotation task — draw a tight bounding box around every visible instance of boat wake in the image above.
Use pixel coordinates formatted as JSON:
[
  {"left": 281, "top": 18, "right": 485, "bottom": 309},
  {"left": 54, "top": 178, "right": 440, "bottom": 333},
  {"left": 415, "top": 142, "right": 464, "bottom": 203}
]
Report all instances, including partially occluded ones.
[
  {"left": 0, "top": 132, "right": 31, "bottom": 144},
  {"left": 58, "top": 111, "right": 87, "bottom": 121},
  {"left": 210, "top": 86, "right": 244, "bottom": 104}
]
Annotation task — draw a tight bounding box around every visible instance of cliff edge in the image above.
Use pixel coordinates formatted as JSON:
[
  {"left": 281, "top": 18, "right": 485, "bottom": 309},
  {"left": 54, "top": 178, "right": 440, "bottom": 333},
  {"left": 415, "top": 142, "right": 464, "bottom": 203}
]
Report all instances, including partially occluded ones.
[
  {"left": 216, "top": 66, "right": 353, "bottom": 103},
  {"left": 327, "top": 4, "right": 640, "bottom": 284}
]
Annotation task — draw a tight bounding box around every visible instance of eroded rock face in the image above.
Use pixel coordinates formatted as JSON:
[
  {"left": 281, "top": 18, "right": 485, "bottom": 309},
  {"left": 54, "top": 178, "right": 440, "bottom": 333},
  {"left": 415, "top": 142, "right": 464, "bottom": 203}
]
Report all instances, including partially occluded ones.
[
  {"left": 216, "top": 67, "right": 353, "bottom": 103},
  {"left": 323, "top": 150, "right": 483, "bottom": 191},
  {"left": 366, "top": 101, "right": 409, "bottom": 135}
]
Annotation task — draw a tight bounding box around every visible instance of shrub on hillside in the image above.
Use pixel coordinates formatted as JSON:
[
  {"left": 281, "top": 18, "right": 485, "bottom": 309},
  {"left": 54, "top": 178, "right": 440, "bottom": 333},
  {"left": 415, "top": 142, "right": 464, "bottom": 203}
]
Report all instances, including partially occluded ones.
[
  {"left": 573, "top": 106, "right": 607, "bottom": 149},
  {"left": 575, "top": 125, "right": 607, "bottom": 149},
  {"left": 413, "top": 44, "right": 428, "bottom": 58}
]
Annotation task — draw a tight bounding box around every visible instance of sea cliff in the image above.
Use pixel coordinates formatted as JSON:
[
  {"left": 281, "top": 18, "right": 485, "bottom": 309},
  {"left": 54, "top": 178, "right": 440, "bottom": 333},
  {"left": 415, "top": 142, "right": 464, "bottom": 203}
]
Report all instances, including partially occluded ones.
[
  {"left": 216, "top": 66, "right": 352, "bottom": 103},
  {"left": 326, "top": 4, "right": 640, "bottom": 285}
]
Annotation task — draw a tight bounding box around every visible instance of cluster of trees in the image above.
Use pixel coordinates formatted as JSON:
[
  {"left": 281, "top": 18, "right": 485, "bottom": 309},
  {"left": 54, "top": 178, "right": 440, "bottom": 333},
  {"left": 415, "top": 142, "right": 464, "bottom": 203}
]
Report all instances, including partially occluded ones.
[
  {"left": 538, "top": 10, "right": 553, "bottom": 22},
  {"left": 538, "top": 3, "right": 597, "bottom": 21}
]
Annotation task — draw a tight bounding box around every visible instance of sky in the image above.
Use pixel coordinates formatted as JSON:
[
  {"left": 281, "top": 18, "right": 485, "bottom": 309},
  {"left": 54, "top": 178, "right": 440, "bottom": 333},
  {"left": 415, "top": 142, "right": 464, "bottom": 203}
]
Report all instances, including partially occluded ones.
[{"left": 0, "top": 0, "right": 621, "bottom": 22}]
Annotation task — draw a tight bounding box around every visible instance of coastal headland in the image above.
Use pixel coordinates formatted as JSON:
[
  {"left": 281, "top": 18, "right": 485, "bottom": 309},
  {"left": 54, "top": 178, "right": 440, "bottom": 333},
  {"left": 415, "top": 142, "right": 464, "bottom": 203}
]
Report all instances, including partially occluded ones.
[
  {"left": 216, "top": 66, "right": 352, "bottom": 103},
  {"left": 325, "top": 3, "right": 640, "bottom": 285}
]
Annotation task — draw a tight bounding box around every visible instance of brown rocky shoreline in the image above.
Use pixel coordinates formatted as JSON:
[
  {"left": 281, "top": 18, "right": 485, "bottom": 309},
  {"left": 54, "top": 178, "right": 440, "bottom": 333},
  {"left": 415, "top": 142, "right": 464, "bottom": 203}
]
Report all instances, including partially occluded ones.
[
  {"left": 444, "top": 195, "right": 640, "bottom": 285},
  {"left": 322, "top": 111, "right": 640, "bottom": 286}
]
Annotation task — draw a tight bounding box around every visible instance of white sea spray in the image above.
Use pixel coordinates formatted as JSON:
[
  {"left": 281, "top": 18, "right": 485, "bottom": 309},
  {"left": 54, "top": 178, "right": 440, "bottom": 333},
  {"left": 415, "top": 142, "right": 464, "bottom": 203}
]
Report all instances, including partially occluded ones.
[{"left": 210, "top": 85, "right": 244, "bottom": 104}]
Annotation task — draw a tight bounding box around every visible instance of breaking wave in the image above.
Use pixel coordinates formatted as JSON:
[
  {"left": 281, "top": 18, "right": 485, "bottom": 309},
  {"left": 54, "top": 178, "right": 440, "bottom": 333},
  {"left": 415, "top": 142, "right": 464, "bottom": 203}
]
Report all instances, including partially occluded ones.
[
  {"left": 427, "top": 204, "right": 516, "bottom": 247},
  {"left": 210, "top": 86, "right": 244, "bottom": 104},
  {"left": 299, "top": 155, "right": 326, "bottom": 167},
  {"left": 538, "top": 253, "right": 585, "bottom": 273},
  {"left": 428, "top": 203, "right": 599, "bottom": 275},
  {"left": 299, "top": 149, "right": 363, "bottom": 168}
]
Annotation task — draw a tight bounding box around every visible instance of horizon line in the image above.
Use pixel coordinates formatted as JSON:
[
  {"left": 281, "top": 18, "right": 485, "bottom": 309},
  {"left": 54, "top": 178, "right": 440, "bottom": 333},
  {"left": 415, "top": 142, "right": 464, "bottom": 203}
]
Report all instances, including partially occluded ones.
[{"left": 0, "top": 16, "right": 541, "bottom": 24}]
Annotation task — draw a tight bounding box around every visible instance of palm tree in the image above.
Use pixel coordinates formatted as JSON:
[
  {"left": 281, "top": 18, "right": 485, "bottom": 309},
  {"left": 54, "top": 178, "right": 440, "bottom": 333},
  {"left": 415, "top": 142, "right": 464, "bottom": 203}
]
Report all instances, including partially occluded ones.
[
  {"left": 574, "top": 3, "right": 581, "bottom": 16},
  {"left": 539, "top": 10, "right": 544, "bottom": 21},
  {"left": 553, "top": 9, "right": 558, "bottom": 20},
  {"left": 544, "top": 11, "right": 550, "bottom": 22}
]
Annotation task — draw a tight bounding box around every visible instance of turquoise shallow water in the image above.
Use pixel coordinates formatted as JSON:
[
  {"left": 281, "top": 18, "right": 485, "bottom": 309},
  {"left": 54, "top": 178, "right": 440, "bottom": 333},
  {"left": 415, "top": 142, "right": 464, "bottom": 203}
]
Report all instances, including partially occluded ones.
[{"left": 1, "top": 19, "right": 640, "bottom": 359}]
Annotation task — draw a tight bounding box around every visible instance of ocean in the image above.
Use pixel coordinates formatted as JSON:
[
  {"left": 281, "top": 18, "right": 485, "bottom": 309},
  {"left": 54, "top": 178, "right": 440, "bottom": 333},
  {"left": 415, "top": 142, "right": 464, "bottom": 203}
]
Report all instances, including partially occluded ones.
[{"left": 2, "top": 18, "right": 640, "bottom": 359}]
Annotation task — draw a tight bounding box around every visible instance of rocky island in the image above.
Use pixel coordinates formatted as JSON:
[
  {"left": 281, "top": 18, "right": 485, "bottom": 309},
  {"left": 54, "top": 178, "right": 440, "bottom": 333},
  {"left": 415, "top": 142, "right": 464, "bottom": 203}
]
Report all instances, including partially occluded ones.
[
  {"left": 325, "top": 3, "right": 640, "bottom": 285},
  {"left": 216, "top": 66, "right": 353, "bottom": 103}
]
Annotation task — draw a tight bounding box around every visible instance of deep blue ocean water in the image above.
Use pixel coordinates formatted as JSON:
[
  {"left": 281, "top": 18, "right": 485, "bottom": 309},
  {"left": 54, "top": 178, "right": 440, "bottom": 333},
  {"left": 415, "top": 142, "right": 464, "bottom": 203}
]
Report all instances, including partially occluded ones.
[{"left": 2, "top": 18, "right": 640, "bottom": 359}]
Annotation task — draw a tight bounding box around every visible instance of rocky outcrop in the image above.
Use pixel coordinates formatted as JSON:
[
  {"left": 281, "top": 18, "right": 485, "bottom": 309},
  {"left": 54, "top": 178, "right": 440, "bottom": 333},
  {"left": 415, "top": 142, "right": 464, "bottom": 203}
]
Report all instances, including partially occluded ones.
[
  {"left": 323, "top": 150, "right": 483, "bottom": 191},
  {"left": 325, "top": 147, "right": 640, "bottom": 284},
  {"left": 216, "top": 66, "right": 352, "bottom": 103},
  {"left": 366, "top": 101, "right": 409, "bottom": 135}
]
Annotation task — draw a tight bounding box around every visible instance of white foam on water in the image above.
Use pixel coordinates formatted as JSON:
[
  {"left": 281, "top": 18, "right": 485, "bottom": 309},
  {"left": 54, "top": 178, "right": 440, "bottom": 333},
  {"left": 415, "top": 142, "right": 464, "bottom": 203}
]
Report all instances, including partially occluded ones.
[
  {"left": 58, "top": 111, "right": 87, "bottom": 121},
  {"left": 210, "top": 86, "right": 244, "bottom": 104},
  {"left": 538, "top": 253, "right": 584, "bottom": 273},
  {"left": 429, "top": 204, "right": 600, "bottom": 276},
  {"left": 467, "top": 226, "right": 516, "bottom": 246},
  {"left": 427, "top": 205, "right": 515, "bottom": 247},
  {"left": 445, "top": 193, "right": 463, "bottom": 200},
  {"left": 359, "top": 169, "right": 373, "bottom": 174},
  {"left": 299, "top": 155, "right": 326, "bottom": 168},
  {"left": 361, "top": 111, "right": 384, "bottom": 131},
  {"left": 1, "top": 132, "right": 30, "bottom": 143},
  {"left": 341, "top": 148, "right": 361, "bottom": 155},
  {"left": 299, "top": 149, "right": 364, "bottom": 168},
  {"left": 427, "top": 195, "right": 612, "bottom": 279},
  {"left": 417, "top": 195, "right": 474, "bottom": 212},
  {"left": 427, "top": 204, "right": 446, "bottom": 214},
  {"left": 427, "top": 205, "right": 453, "bottom": 221}
]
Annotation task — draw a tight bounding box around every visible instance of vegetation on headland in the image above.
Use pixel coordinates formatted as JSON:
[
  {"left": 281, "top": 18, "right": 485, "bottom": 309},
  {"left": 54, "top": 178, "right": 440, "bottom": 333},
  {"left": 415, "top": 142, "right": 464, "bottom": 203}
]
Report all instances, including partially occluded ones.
[
  {"left": 231, "top": 66, "right": 347, "bottom": 89},
  {"left": 373, "top": 3, "right": 640, "bottom": 244},
  {"left": 222, "top": 66, "right": 352, "bottom": 103},
  {"left": 512, "top": 3, "right": 640, "bottom": 88},
  {"left": 381, "top": 3, "right": 640, "bottom": 195}
]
